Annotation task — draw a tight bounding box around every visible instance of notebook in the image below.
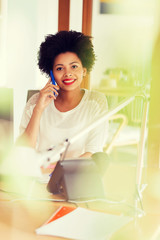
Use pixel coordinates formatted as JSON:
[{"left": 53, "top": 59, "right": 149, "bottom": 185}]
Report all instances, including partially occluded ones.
[{"left": 36, "top": 206, "right": 132, "bottom": 240}]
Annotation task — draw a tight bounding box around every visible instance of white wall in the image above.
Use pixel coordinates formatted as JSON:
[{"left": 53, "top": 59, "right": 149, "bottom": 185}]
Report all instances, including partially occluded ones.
[{"left": 0, "top": 0, "right": 8, "bottom": 85}]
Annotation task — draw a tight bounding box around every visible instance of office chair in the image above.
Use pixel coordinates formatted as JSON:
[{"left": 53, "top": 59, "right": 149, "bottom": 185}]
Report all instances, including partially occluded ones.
[
  {"left": 27, "top": 90, "right": 39, "bottom": 102},
  {"left": 104, "top": 113, "right": 129, "bottom": 154}
]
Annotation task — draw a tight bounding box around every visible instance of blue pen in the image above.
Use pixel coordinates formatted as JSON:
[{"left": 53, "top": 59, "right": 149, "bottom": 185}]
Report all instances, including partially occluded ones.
[{"left": 50, "top": 70, "right": 57, "bottom": 96}]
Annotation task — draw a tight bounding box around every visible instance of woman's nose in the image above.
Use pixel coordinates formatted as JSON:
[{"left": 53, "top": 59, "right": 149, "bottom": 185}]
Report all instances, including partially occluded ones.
[{"left": 64, "top": 70, "right": 72, "bottom": 77}]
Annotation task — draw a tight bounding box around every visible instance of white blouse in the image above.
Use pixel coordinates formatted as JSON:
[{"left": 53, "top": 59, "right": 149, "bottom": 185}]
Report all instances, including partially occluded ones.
[{"left": 19, "top": 89, "right": 108, "bottom": 158}]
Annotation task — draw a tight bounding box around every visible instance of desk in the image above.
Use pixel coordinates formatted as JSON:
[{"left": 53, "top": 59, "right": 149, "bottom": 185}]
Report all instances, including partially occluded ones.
[
  {"left": 0, "top": 200, "right": 63, "bottom": 240},
  {"left": 0, "top": 167, "right": 160, "bottom": 240},
  {"left": 0, "top": 176, "right": 75, "bottom": 240}
]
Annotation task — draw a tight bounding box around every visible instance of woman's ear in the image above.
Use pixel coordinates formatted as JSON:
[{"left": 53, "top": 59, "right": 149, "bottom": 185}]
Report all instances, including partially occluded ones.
[{"left": 83, "top": 68, "right": 87, "bottom": 77}]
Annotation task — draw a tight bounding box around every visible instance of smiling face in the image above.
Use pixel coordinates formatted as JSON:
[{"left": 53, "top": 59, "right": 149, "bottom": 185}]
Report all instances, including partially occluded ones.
[{"left": 52, "top": 52, "right": 87, "bottom": 92}]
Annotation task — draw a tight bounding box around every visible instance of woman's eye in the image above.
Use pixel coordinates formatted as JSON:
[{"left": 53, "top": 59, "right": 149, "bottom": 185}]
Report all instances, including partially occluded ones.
[
  {"left": 56, "top": 67, "right": 63, "bottom": 71},
  {"left": 72, "top": 65, "right": 78, "bottom": 69}
]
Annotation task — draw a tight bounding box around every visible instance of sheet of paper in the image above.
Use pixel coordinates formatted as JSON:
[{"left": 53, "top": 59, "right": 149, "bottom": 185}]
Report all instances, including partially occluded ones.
[{"left": 36, "top": 207, "right": 132, "bottom": 240}]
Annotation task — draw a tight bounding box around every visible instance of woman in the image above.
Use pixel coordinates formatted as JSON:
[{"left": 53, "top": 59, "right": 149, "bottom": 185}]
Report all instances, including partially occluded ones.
[{"left": 18, "top": 31, "right": 108, "bottom": 159}]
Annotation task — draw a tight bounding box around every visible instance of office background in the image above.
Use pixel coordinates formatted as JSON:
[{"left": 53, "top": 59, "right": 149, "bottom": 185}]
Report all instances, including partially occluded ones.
[
  {"left": 0, "top": 2, "right": 160, "bottom": 239},
  {"left": 0, "top": 0, "right": 157, "bottom": 140}
]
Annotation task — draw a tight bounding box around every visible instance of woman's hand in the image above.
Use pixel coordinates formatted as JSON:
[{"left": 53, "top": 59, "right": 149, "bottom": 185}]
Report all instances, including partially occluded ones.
[{"left": 35, "top": 79, "right": 59, "bottom": 113}]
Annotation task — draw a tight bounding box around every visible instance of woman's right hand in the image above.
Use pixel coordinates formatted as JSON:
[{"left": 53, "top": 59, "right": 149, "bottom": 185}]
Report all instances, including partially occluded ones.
[{"left": 35, "top": 79, "right": 59, "bottom": 113}]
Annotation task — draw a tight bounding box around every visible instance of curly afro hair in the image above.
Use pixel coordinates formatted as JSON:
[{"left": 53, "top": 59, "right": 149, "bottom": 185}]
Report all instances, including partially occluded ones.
[{"left": 37, "top": 30, "right": 96, "bottom": 76}]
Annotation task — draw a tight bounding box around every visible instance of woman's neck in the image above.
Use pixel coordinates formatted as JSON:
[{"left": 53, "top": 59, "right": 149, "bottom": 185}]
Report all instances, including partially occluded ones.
[{"left": 54, "top": 88, "right": 85, "bottom": 112}]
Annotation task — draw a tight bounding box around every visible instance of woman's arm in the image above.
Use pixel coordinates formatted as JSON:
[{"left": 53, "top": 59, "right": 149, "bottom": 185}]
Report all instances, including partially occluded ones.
[
  {"left": 16, "top": 80, "right": 59, "bottom": 148},
  {"left": 16, "top": 106, "right": 43, "bottom": 148},
  {"left": 84, "top": 91, "right": 108, "bottom": 154}
]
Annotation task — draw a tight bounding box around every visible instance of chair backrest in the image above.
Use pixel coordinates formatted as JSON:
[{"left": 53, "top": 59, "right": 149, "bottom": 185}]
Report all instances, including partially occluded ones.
[
  {"left": 0, "top": 88, "right": 13, "bottom": 121},
  {"left": 27, "top": 90, "right": 39, "bottom": 102}
]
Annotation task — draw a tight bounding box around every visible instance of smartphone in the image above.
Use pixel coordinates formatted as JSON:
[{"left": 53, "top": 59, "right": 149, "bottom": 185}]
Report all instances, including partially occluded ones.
[
  {"left": 50, "top": 70, "right": 56, "bottom": 85},
  {"left": 50, "top": 70, "right": 57, "bottom": 97}
]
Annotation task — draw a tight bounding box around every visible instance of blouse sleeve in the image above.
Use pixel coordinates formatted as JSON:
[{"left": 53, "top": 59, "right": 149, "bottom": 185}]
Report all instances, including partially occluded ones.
[
  {"left": 84, "top": 91, "right": 108, "bottom": 153},
  {"left": 19, "top": 93, "right": 39, "bottom": 135}
]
